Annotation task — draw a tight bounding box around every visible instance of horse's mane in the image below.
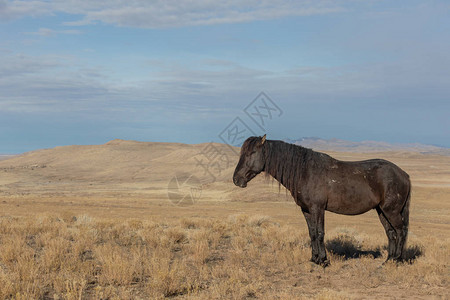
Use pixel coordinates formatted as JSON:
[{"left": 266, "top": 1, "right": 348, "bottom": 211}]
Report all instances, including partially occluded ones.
[{"left": 262, "top": 139, "right": 316, "bottom": 197}]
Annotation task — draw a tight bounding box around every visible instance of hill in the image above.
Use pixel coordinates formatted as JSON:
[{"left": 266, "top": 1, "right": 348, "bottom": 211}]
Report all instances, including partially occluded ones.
[
  {"left": 0, "top": 139, "right": 449, "bottom": 200},
  {"left": 0, "top": 139, "right": 244, "bottom": 199},
  {"left": 0, "top": 155, "right": 16, "bottom": 161},
  {"left": 286, "top": 137, "right": 450, "bottom": 155}
]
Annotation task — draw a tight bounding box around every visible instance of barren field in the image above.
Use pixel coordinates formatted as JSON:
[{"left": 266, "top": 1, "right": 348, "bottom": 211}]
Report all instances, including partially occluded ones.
[{"left": 0, "top": 140, "right": 449, "bottom": 299}]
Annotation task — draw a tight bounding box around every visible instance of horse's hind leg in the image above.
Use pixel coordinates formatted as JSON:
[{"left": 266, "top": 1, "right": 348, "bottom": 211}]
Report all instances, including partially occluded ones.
[
  {"left": 397, "top": 189, "right": 411, "bottom": 261},
  {"left": 377, "top": 204, "right": 409, "bottom": 262},
  {"left": 376, "top": 206, "right": 396, "bottom": 261},
  {"left": 380, "top": 168, "right": 412, "bottom": 263},
  {"left": 387, "top": 211, "right": 407, "bottom": 262}
]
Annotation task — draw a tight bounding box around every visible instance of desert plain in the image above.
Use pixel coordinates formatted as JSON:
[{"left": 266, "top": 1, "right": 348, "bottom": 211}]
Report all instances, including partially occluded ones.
[{"left": 0, "top": 139, "right": 448, "bottom": 299}]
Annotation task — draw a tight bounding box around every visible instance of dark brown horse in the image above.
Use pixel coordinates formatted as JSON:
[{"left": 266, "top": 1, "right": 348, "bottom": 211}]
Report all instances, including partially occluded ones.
[{"left": 233, "top": 135, "right": 411, "bottom": 266}]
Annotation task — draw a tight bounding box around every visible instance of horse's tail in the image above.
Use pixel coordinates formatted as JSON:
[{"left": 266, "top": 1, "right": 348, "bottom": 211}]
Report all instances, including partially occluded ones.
[
  {"left": 402, "top": 178, "right": 411, "bottom": 227},
  {"left": 400, "top": 177, "right": 411, "bottom": 255}
]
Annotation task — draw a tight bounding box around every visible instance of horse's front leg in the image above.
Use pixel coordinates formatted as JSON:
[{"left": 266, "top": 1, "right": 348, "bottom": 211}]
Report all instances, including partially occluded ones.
[
  {"left": 315, "top": 208, "right": 329, "bottom": 266},
  {"left": 302, "top": 209, "right": 319, "bottom": 264},
  {"left": 302, "top": 207, "right": 329, "bottom": 267}
]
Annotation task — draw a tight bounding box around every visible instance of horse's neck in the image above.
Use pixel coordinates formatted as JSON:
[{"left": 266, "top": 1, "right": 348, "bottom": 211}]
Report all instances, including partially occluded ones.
[{"left": 263, "top": 141, "right": 305, "bottom": 191}]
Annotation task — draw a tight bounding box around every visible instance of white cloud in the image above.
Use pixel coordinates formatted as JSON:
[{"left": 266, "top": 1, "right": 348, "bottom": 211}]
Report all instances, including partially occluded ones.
[
  {"left": 0, "top": 0, "right": 51, "bottom": 21},
  {"left": 1, "top": 0, "right": 347, "bottom": 28},
  {"left": 1, "top": 49, "right": 449, "bottom": 117},
  {"left": 0, "top": 53, "right": 113, "bottom": 113},
  {"left": 0, "top": 54, "right": 60, "bottom": 78},
  {"left": 26, "top": 27, "right": 82, "bottom": 36}
]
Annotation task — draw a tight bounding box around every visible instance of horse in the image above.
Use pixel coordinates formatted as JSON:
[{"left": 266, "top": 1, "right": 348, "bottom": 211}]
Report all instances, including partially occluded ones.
[{"left": 233, "top": 135, "right": 411, "bottom": 266}]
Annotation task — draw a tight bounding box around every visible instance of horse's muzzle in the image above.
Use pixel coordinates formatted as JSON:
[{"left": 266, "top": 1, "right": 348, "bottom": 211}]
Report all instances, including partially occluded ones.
[{"left": 233, "top": 176, "right": 247, "bottom": 188}]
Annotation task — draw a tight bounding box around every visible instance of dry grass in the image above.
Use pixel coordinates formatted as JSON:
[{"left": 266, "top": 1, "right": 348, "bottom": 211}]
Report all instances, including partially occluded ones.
[
  {"left": 0, "top": 144, "right": 449, "bottom": 299},
  {"left": 0, "top": 213, "right": 448, "bottom": 299}
]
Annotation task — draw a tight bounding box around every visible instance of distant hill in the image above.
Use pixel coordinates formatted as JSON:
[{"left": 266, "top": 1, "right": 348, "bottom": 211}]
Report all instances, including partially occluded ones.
[
  {"left": 0, "top": 140, "right": 242, "bottom": 199},
  {"left": 285, "top": 137, "right": 450, "bottom": 155},
  {"left": 0, "top": 139, "right": 449, "bottom": 200},
  {"left": 0, "top": 155, "right": 16, "bottom": 161},
  {"left": 0, "top": 139, "right": 238, "bottom": 183}
]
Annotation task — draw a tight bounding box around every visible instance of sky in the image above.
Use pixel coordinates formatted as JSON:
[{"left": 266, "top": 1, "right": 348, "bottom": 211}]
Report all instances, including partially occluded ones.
[{"left": 0, "top": 0, "right": 449, "bottom": 153}]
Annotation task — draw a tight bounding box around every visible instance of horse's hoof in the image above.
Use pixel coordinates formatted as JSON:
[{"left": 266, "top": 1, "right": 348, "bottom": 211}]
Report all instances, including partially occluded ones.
[
  {"left": 310, "top": 258, "right": 330, "bottom": 268},
  {"left": 394, "top": 256, "right": 405, "bottom": 262},
  {"left": 320, "top": 259, "right": 330, "bottom": 268},
  {"left": 383, "top": 258, "right": 402, "bottom": 266},
  {"left": 309, "top": 259, "right": 321, "bottom": 270},
  {"left": 382, "top": 257, "right": 393, "bottom": 265}
]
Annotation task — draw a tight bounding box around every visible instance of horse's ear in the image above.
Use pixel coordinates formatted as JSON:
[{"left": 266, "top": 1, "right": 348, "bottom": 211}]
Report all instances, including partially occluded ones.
[{"left": 261, "top": 134, "right": 266, "bottom": 145}]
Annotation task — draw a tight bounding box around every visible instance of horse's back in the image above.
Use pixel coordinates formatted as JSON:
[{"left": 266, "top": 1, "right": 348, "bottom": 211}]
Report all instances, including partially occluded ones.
[
  {"left": 341, "top": 158, "right": 410, "bottom": 197},
  {"left": 320, "top": 157, "right": 410, "bottom": 215}
]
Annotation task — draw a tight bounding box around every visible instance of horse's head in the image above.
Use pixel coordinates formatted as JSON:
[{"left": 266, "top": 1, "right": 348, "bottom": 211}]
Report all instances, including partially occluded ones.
[{"left": 233, "top": 135, "right": 266, "bottom": 188}]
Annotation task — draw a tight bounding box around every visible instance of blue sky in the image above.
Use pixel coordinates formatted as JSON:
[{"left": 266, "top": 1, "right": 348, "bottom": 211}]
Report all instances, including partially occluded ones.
[{"left": 0, "top": 0, "right": 449, "bottom": 153}]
